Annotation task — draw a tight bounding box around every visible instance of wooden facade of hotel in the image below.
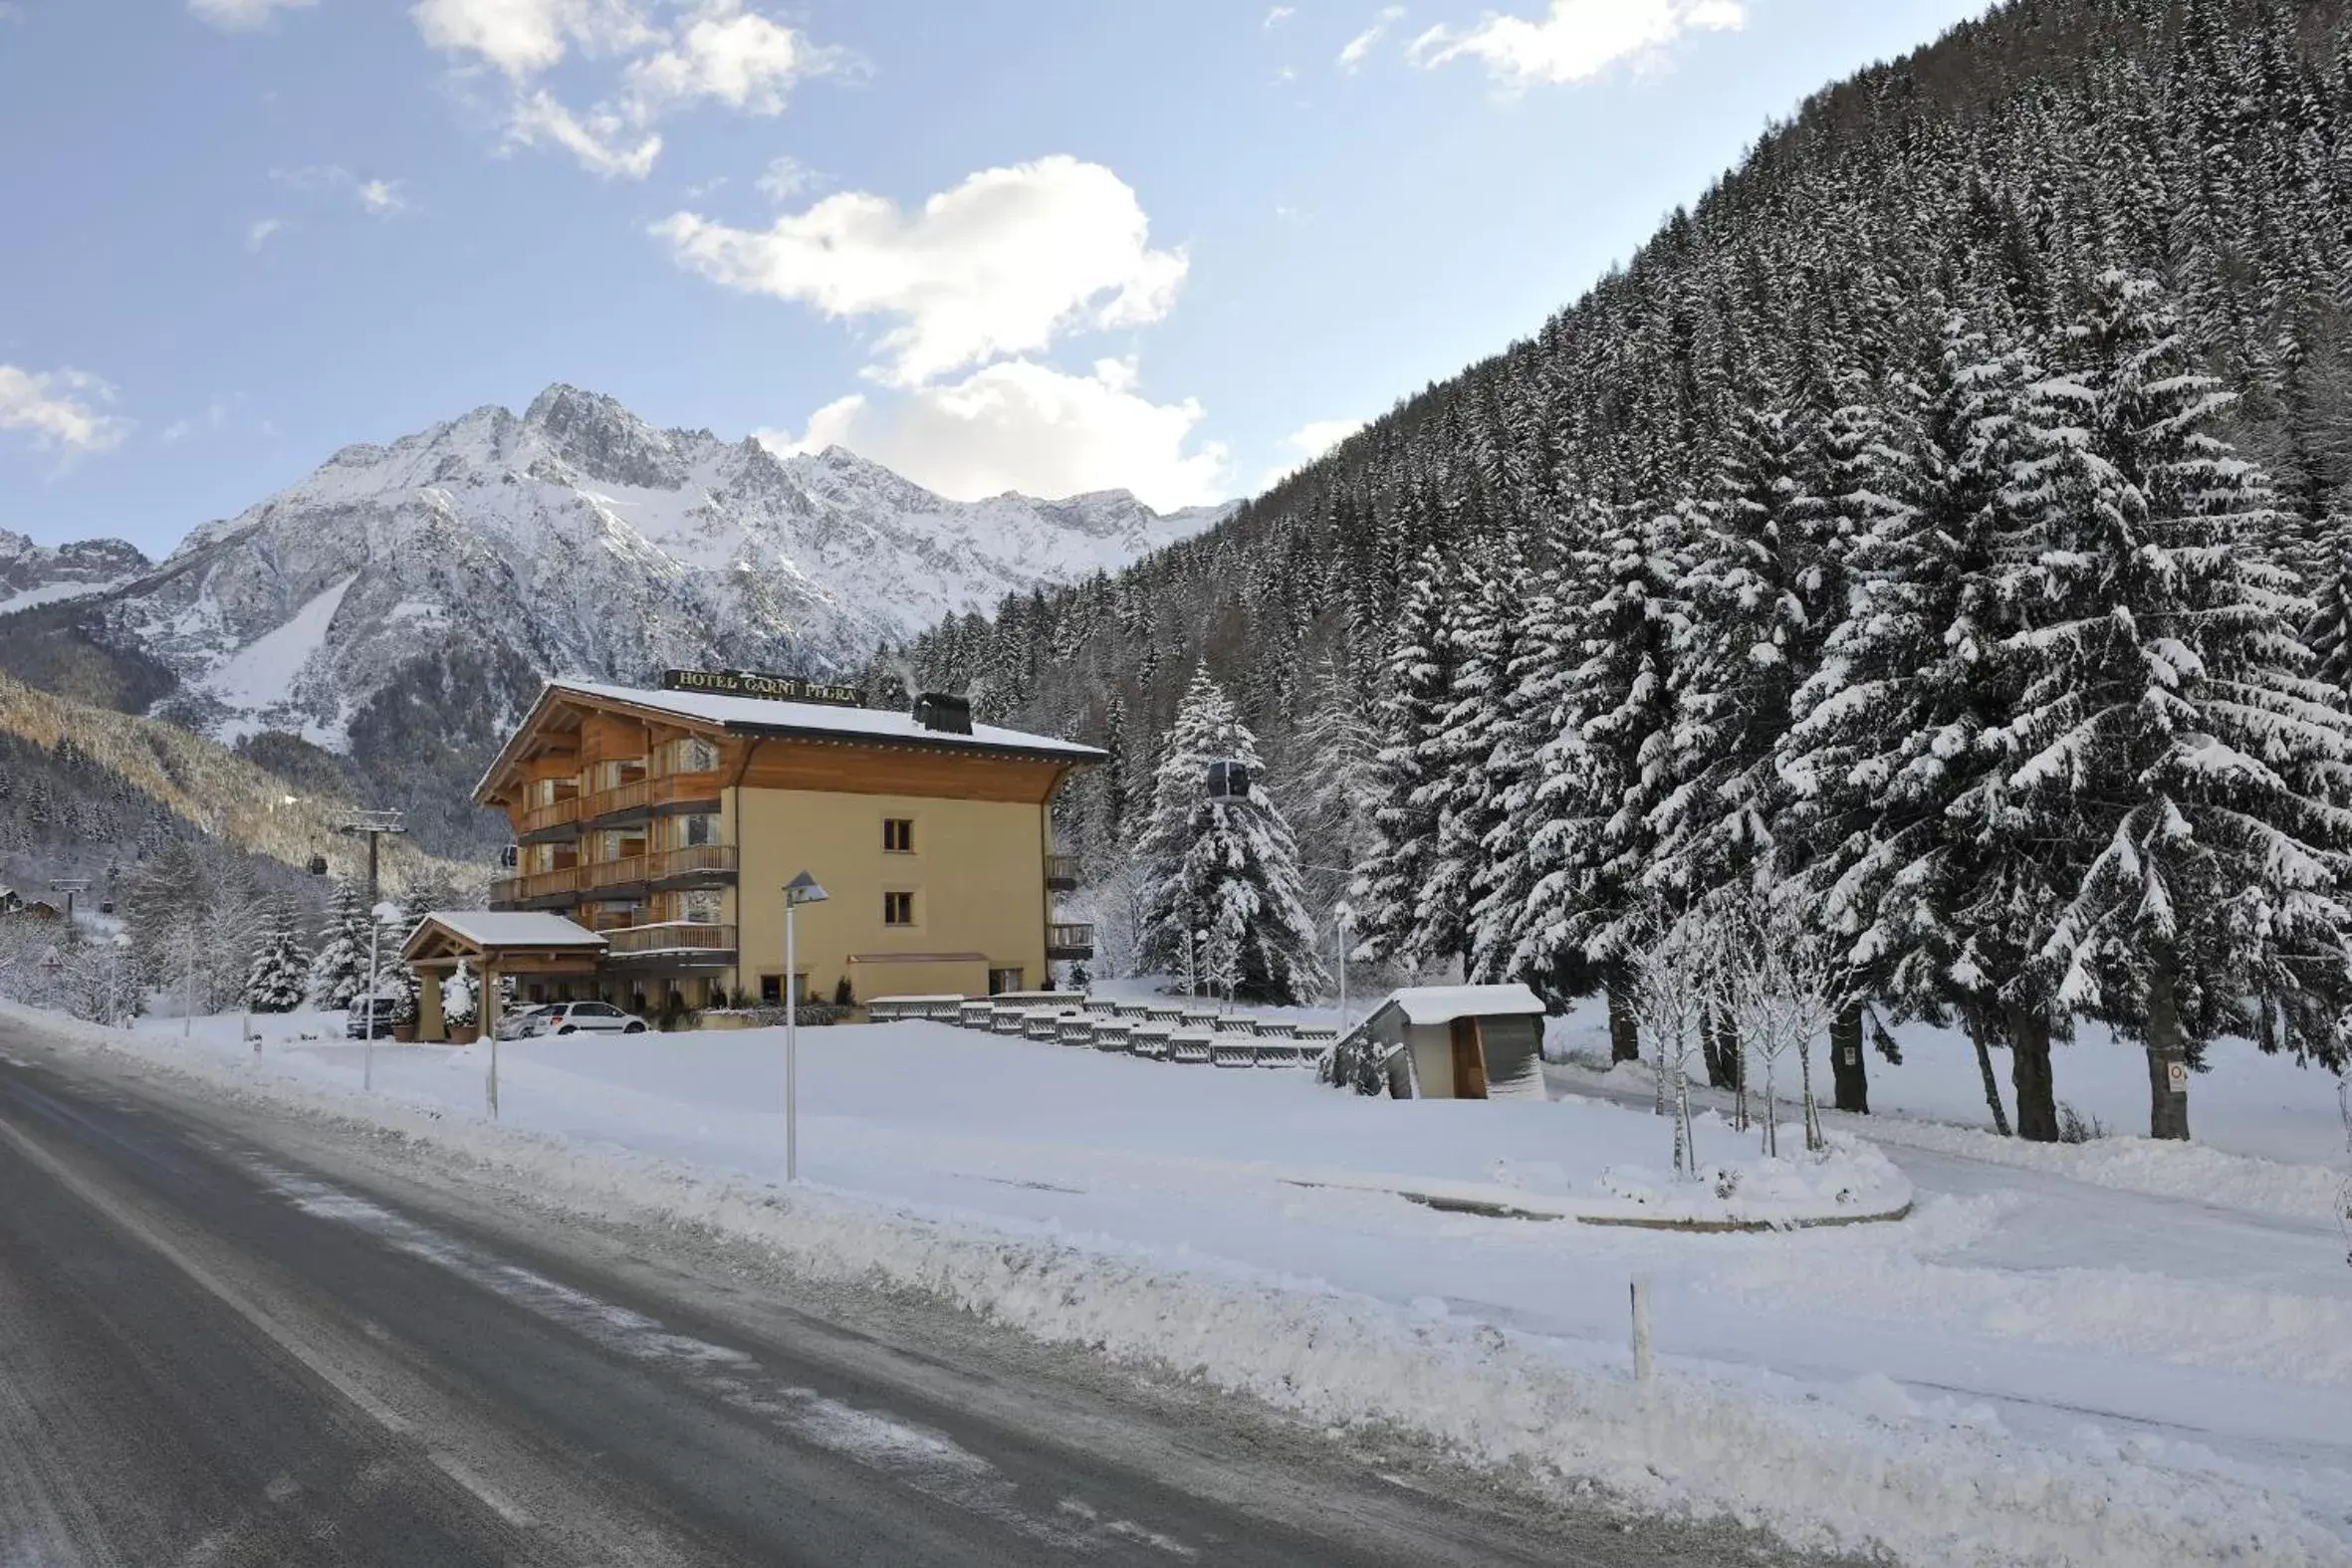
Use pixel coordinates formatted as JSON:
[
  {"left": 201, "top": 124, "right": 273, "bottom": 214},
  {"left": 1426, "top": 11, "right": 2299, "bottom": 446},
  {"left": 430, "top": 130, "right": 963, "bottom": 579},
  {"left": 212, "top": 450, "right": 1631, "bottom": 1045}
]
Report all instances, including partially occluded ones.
[{"left": 476, "top": 682, "right": 1097, "bottom": 1010}]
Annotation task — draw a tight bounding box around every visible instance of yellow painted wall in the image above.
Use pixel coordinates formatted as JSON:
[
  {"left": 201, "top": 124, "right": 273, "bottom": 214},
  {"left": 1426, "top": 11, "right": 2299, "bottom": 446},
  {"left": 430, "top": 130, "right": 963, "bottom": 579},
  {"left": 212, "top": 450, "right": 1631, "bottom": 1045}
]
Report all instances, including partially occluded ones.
[{"left": 724, "top": 786, "right": 1048, "bottom": 1003}]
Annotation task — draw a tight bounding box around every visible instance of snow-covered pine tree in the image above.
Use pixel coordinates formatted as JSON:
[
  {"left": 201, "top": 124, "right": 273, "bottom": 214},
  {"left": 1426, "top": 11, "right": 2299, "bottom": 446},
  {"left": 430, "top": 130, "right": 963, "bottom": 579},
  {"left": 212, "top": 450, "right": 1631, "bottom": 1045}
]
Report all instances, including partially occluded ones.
[
  {"left": 307, "top": 876, "right": 372, "bottom": 1010},
  {"left": 1350, "top": 547, "right": 1458, "bottom": 969},
  {"left": 1515, "top": 500, "right": 1688, "bottom": 1058},
  {"left": 1468, "top": 503, "right": 1594, "bottom": 986},
  {"left": 2303, "top": 520, "right": 2352, "bottom": 701},
  {"left": 1648, "top": 383, "right": 1835, "bottom": 907},
  {"left": 1421, "top": 549, "right": 1520, "bottom": 975},
  {"left": 1783, "top": 311, "right": 2052, "bottom": 1128},
  {"left": 1998, "top": 271, "right": 2352, "bottom": 1139},
  {"left": 1136, "top": 668, "right": 1329, "bottom": 1004},
  {"left": 1280, "top": 647, "right": 1384, "bottom": 916},
  {"left": 244, "top": 897, "right": 310, "bottom": 1012}
]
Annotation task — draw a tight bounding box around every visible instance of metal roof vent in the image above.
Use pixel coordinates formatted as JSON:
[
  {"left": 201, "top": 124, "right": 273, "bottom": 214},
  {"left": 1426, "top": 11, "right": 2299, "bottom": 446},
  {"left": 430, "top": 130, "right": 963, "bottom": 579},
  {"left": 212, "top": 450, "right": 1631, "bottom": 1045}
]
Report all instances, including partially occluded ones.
[{"left": 912, "top": 692, "right": 973, "bottom": 735}]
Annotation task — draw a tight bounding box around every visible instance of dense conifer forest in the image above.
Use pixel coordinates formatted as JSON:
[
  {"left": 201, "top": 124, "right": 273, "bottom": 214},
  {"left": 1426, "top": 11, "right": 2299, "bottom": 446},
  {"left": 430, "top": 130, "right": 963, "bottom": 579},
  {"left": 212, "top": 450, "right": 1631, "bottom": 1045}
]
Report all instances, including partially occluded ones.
[{"left": 875, "top": 0, "right": 2352, "bottom": 1138}]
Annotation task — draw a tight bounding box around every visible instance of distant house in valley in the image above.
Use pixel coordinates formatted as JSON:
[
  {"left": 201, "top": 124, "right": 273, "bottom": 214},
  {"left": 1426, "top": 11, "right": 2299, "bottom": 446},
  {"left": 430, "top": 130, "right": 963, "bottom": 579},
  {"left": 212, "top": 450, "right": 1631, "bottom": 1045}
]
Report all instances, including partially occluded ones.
[{"left": 0, "top": 887, "right": 20, "bottom": 916}]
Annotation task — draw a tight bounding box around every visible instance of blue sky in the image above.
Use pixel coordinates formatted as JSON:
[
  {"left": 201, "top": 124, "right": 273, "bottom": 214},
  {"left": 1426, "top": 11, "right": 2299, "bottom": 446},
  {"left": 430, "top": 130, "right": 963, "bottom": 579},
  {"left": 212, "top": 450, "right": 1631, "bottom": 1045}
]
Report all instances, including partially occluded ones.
[{"left": 0, "top": 0, "right": 1991, "bottom": 555}]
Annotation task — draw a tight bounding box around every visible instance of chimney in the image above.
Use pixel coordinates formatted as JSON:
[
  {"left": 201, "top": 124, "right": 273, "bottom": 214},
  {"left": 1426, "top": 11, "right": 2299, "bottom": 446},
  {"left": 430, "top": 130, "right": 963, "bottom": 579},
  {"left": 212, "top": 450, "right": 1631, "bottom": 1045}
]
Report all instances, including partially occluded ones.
[{"left": 912, "top": 692, "right": 973, "bottom": 735}]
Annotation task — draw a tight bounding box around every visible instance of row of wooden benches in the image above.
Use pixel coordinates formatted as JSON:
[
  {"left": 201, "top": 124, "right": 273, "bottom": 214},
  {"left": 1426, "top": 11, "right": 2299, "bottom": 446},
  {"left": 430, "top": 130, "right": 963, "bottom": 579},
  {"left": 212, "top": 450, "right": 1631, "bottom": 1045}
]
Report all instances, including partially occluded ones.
[{"left": 865, "top": 993, "right": 1339, "bottom": 1067}]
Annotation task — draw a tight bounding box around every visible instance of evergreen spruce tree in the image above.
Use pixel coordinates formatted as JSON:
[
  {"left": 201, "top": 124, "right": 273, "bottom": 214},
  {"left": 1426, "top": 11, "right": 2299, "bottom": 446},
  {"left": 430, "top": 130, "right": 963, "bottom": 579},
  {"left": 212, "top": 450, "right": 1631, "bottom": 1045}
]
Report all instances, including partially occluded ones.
[
  {"left": 1136, "top": 669, "right": 1328, "bottom": 1004},
  {"left": 306, "top": 877, "right": 372, "bottom": 1010},
  {"left": 1998, "top": 272, "right": 2352, "bottom": 1138},
  {"left": 1649, "top": 387, "right": 1834, "bottom": 904},
  {"left": 1782, "top": 313, "right": 2051, "bottom": 1126},
  {"left": 1421, "top": 550, "right": 1520, "bottom": 973},
  {"left": 1350, "top": 547, "right": 1458, "bottom": 969},
  {"left": 244, "top": 897, "right": 311, "bottom": 1013},
  {"left": 1516, "top": 502, "right": 1688, "bottom": 1059}
]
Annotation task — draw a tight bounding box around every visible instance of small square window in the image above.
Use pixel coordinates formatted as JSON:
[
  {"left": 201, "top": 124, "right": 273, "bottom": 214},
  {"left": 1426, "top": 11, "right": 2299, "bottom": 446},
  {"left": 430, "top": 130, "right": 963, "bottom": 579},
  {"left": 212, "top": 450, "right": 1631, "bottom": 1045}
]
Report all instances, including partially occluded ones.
[
  {"left": 883, "top": 817, "right": 914, "bottom": 853},
  {"left": 760, "top": 975, "right": 782, "bottom": 1005},
  {"left": 883, "top": 890, "right": 916, "bottom": 927}
]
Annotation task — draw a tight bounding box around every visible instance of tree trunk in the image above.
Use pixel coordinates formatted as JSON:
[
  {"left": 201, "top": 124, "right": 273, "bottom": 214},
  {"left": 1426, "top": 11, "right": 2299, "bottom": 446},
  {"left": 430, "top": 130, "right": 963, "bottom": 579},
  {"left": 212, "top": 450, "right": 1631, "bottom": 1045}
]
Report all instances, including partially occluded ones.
[
  {"left": 1606, "top": 979, "right": 1640, "bottom": 1063},
  {"left": 1703, "top": 1007, "right": 1739, "bottom": 1090},
  {"left": 1966, "top": 1006, "right": 2011, "bottom": 1138},
  {"left": 2145, "top": 962, "right": 2192, "bottom": 1141},
  {"left": 1829, "top": 1005, "right": 1868, "bottom": 1114},
  {"left": 2005, "top": 1003, "right": 2059, "bottom": 1143}
]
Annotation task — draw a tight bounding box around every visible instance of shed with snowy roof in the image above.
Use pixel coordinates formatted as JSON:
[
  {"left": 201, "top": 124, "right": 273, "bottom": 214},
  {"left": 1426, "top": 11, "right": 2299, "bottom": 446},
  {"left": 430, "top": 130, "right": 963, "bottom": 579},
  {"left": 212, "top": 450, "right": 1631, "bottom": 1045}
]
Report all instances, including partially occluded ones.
[
  {"left": 1335, "top": 984, "right": 1547, "bottom": 1101},
  {"left": 401, "top": 911, "right": 606, "bottom": 1042}
]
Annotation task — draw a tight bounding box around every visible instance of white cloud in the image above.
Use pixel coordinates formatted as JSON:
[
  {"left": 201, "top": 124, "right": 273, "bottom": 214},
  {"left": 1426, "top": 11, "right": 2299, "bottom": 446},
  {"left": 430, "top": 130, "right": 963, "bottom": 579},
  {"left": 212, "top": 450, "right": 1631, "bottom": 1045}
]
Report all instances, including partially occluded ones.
[
  {"left": 272, "top": 164, "right": 411, "bottom": 215},
  {"left": 754, "top": 152, "right": 818, "bottom": 203},
  {"left": 762, "top": 358, "right": 1227, "bottom": 511},
  {"left": 188, "top": 0, "right": 316, "bottom": 31},
  {"left": 653, "top": 155, "right": 1188, "bottom": 387},
  {"left": 0, "top": 365, "right": 129, "bottom": 455},
  {"left": 1337, "top": 6, "right": 1401, "bottom": 71},
  {"left": 621, "top": 0, "right": 840, "bottom": 122},
  {"left": 505, "top": 90, "right": 662, "bottom": 178},
  {"left": 246, "top": 216, "right": 291, "bottom": 252},
  {"left": 412, "top": 0, "right": 837, "bottom": 176},
  {"left": 1409, "top": 0, "right": 1745, "bottom": 86},
  {"left": 357, "top": 177, "right": 407, "bottom": 214},
  {"left": 1263, "top": 5, "right": 1294, "bottom": 27},
  {"left": 1260, "top": 416, "right": 1364, "bottom": 488},
  {"left": 409, "top": 0, "right": 651, "bottom": 79}
]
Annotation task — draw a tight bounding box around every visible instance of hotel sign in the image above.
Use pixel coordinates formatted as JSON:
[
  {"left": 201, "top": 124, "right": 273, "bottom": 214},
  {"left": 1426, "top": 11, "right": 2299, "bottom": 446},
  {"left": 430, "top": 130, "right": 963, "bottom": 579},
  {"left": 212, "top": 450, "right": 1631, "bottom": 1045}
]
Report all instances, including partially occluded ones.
[{"left": 661, "top": 668, "right": 866, "bottom": 707}]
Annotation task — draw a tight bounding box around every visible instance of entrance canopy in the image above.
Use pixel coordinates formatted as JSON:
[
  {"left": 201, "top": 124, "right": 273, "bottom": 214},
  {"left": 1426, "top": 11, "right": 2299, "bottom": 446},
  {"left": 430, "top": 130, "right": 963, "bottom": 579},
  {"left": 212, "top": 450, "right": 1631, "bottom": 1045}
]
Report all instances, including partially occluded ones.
[{"left": 402, "top": 912, "right": 605, "bottom": 1041}]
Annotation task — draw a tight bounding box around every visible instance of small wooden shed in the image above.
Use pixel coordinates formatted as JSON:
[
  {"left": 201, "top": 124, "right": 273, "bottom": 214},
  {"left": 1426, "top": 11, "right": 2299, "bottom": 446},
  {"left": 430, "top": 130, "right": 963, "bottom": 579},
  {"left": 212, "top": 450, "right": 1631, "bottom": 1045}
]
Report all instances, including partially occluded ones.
[{"left": 1343, "top": 984, "right": 1547, "bottom": 1100}]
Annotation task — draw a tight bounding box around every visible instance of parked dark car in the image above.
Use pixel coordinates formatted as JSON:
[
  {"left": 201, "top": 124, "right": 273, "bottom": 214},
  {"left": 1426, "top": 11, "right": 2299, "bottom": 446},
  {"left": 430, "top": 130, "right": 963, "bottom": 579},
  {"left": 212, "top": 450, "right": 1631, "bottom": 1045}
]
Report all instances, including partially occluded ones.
[{"left": 346, "top": 997, "right": 403, "bottom": 1039}]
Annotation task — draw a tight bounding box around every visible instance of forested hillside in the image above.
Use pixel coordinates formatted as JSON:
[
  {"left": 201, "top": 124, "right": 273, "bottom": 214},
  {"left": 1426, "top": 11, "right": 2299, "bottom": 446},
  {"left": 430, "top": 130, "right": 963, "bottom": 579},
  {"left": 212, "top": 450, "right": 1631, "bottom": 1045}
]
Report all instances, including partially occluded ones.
[
  {"left": 880, "top": 0, "right": 2352, "bottom": 1139},
  {"left": 0, "top": 671, "right": 479, "bottom": 897}
]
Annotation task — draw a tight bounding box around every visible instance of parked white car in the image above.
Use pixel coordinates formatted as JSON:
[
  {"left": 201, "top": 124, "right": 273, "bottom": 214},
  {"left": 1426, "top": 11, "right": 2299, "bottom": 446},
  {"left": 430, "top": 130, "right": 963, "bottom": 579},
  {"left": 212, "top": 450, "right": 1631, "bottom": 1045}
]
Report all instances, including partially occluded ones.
[{"left": 509, "top": 1001, "right": 648, "bottom": 1037}]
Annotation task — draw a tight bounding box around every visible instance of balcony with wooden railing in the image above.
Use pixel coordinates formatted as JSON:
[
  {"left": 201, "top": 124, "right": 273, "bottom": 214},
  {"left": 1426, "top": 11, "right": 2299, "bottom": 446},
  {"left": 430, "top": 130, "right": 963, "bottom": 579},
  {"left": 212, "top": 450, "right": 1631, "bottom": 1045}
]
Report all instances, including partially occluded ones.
[
  {"left": 1044, "top": 852, "right": 1080, "bottom": 892},
  {"left": 649, "top": 771, "right": 722, "bottom": 812},
  {"left": 1047, "top": 921, "right": 1095, "bottom": 960},
  {"left": 604, "top": 922, "right": 737, "bottom": 959},
  {"left": 517, "top": 792, "right": 583, "bottom": 840},
  {"left": 488, "top": 864, "right": 581, "bottom": 909},
  {"left": 577, "top": 777, "right": 649, "bottom": 825},
  {"left": 576, "top": 844, "right": 737, "bottom": 897},
  {"left": 647, "top": 843, "right": 737, "bottom": 885},
  {"left": 578, "top": 853, "right": 648, "bottom": 896}
]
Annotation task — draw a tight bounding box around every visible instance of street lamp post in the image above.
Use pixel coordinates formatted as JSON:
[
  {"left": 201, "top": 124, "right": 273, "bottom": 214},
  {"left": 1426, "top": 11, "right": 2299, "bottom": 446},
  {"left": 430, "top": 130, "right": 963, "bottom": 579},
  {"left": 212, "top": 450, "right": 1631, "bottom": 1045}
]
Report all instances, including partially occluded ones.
[
  {"left": 363, "top": 900, "right": 399, "bottom": 1093},
  {"left": 783, "top": 870, "right": 829, "bottom": 1184},
  {"left": 1332, "top": 901, "right": 1355, "bottom": 1033}
]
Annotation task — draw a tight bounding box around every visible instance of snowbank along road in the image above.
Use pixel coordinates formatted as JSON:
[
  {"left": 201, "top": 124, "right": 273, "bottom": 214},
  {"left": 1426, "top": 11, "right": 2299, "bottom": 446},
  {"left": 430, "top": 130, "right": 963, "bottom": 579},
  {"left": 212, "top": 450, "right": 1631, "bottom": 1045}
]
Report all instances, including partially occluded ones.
[{"left": 0, "top": 1019, "right": 1836, "bottom": 1568}]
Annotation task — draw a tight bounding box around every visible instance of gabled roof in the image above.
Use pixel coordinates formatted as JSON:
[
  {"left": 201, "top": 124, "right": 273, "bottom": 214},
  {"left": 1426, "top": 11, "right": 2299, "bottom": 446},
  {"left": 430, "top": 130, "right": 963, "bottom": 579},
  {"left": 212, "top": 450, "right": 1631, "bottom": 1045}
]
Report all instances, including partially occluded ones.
[
  {"left": 402, "top": 911, "right": 604, "bottom": 962},
  {"left": 1378, "top": 984, "right": 1546, "bottom": 1025},
  {"left": 475, "top": 678, "right": 1104, "bottom": 803}
]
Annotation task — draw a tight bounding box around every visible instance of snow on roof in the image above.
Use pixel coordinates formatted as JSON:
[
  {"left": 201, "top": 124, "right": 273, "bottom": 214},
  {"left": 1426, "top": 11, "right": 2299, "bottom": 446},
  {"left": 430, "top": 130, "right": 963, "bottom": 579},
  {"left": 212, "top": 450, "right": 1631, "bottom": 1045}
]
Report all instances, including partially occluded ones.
[
  {"left": 554, "top": 680, "right": 1102, "bottom": 758},
  {"left": 477, "top": 678, "right": 1104, "bottom": 802},
  {"left": 1381, "top": 984, "right": 1546, "bottom": 1025},
  {"left": 416, "top": 911, "right": 605, "bottom": 949}
]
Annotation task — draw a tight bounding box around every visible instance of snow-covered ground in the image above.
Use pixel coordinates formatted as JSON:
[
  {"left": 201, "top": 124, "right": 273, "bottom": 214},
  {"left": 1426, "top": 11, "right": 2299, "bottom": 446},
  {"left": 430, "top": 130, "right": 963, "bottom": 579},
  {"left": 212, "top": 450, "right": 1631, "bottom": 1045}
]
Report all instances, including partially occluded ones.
[{"left": 10, "top": 998, "right": 2350, "bottom": 1568}]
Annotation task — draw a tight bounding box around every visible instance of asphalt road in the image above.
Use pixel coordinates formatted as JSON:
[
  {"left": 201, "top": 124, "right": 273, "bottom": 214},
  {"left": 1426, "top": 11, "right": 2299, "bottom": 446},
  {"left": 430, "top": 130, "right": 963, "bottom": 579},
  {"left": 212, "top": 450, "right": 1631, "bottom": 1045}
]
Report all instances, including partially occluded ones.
[{"left": 0, "top": 1029, "right": 1832, "bottom": 1568}]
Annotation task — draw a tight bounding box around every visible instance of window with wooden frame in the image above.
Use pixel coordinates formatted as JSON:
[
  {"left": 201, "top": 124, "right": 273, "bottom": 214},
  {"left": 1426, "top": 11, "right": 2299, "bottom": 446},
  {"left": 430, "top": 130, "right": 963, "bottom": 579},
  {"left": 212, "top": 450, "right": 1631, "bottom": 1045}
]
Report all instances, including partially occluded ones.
[
  {"left": 882, "top": 817, "right": 915, "bottom": 853},
  {"left": 883, "top": 890, "right": 916, "bottom": 927},
  {"left": 661, "top": 736, "right": 720, "bottom": 774}
]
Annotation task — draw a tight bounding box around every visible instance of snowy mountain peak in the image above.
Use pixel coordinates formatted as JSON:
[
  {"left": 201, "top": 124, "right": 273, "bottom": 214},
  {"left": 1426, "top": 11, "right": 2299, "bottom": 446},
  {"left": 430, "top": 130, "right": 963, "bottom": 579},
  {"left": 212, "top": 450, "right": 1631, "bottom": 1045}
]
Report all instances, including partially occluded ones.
[
  {"left": 0, "top": 528, "right": 150, "bottom": 616},
  {"left": 521, "top": 383, "right": 694, "bottom": 490},
  {"left": 19, "top": 387, "right": 1235, "bottom": 772}
]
